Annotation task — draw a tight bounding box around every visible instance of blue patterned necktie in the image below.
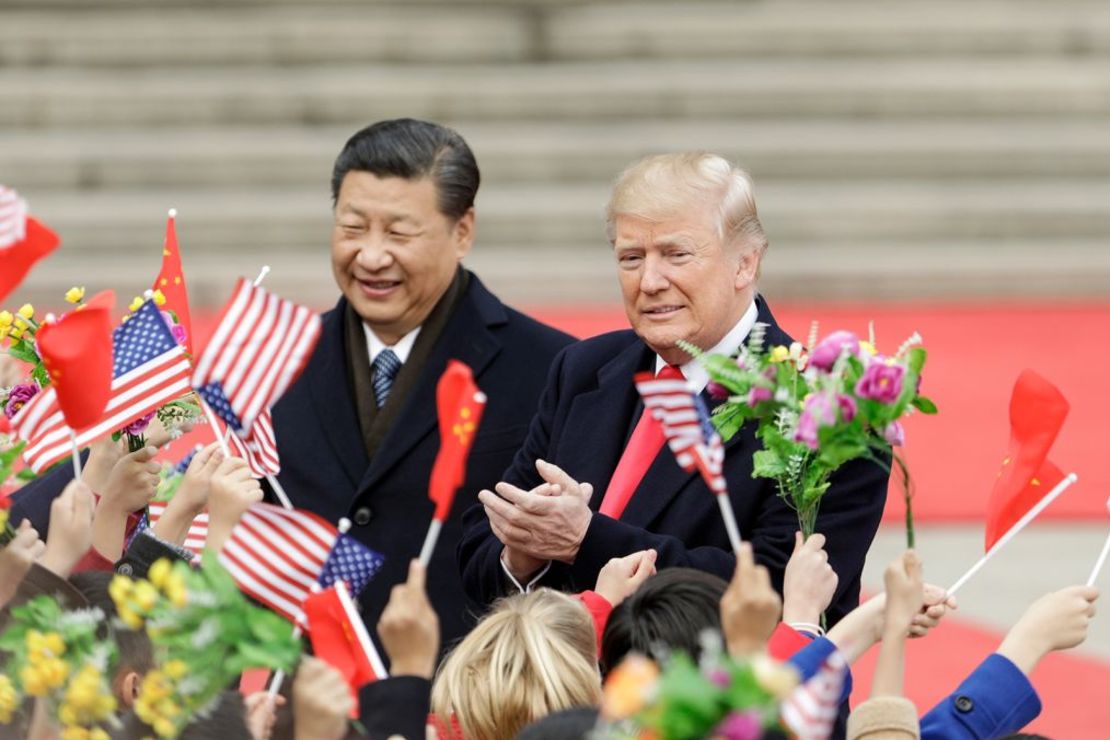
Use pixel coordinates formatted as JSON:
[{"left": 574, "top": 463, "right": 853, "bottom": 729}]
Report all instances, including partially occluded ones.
[{"left": 371, "top": 348, "right": 402, "bottom": 408}]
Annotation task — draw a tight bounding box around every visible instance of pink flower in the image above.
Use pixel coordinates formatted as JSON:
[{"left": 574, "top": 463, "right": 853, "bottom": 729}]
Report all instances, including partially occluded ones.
[
  {"left": 747, "top": 386, "right": 773, "bottom": 406},
  {"left": 795, "top": 394, "right": 837, "bottom": 449},
  {"left": 713, "top": 710, "right": 762, "bottom": 740},
  {"left": 706, "top": 667, "right": 731, "bottom": 688},
  {"left": 855, "top": 362, "right": 905, "bottom": 404},
  {"left": 4, "top": 383, "right": 38, "bottom": 419},
  {"left": 883, "top": 421, "right": 905, "bottom": 446},
  {"left": 707, "top": 381, "right": 729, "bottom": 401},
  {"left": 837, "top": 394, "right": 857, "bottom": 423},
  {"left": 170, "top": 324, "right": 187, "bottom": 346},
  {"left": 808, "top": 331, "right": 860, "bottom": 371},
  {"left": 122, "top": 411, "right": 155, "bottom": 436}
]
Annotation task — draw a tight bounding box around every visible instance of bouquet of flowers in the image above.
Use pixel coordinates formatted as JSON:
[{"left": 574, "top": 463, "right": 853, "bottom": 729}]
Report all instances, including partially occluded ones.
[
  {"left": 108, "top": 553, "right": 302, "bottom": 738},
  {"left": 0, "top": 595, "right": 119, "bottom": 739},
  {"left": 594, "top": 635, "right": 799, "bottom": 740},
  {"left": 683, "top": 324, "right": 936, "bottom": 547}
]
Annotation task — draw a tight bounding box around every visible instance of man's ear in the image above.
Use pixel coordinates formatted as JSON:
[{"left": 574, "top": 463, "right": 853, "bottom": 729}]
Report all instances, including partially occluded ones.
[
  {"left": 452, "top": 208, "right": 476, "bottom": 261},
  {"left": 734, "top": 244, "right": 761, "bottom": 291},
  {"left": 119, "top": 670, "right": 142, "bottom": 709}
]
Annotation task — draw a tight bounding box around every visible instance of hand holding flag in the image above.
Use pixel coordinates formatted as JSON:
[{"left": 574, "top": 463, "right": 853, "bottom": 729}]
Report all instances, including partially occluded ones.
[
  {"left": 419, "top": 360, "right": 486, "bottom": 565},
  {"left": 376, "top": 560, "right": 440, "bottom": 680}
]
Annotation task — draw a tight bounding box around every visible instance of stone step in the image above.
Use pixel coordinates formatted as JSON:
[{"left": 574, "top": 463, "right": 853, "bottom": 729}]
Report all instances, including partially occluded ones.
[
  {"left": 18, "top": 181, "right": 1110, "bottom": 258},
  {"left": 5, "top": 57, "right": 1110, "bottom": 129},
  {"left": 3, "top": 2, "right": 1109, "bottom": 68},
  {"left": 6, "top": 120, "right": 1110, "bottom": 190},
  {"left": 12, "top": 239, "right": 1110, "bottom": 312}
]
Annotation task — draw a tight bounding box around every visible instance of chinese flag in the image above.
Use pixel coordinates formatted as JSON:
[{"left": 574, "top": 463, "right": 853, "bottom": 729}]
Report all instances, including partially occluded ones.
[
  {"left": 429, "top": 360, "right": 487, "bottom": 522},
  {"left": 35, "top": 291, "right": 115, "bottom": 431},
  {"left": 0, "top": 186, "right": 60, "bottom": 304},
  {"left": 304, "top": 582, "right": 387, "bottom": 717},
  {"left": 152, "top": 209, "right": 193, "bottom": 353},
  {"left": 984, "top": 370, "right": 1069, "bottom": 551}
]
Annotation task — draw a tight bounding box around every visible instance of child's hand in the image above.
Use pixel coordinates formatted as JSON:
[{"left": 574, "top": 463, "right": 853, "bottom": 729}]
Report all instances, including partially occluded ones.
[
  {"left": 998, "top": 585, "right": 1099, "bottom": 674},
  {"left": 39, "top": 479, "right": 95, "bottom": 577},
  {"left": 782, "top": 531, "right": 838, "bottom": 626},
  {"left": 244, "top": 691, "right": 284, "bottom": 740},
  {"left": 378, "top": 559, "right": 441, "bottom": 679},
  {"left": 882, "top": 551, "right": 924, "bottom": 637},
  {"left": 101, "top": 446, "right": 160, "bottom": 514},
  {"left": 0, "top": 520, "right": 45, "bottom": 608},
  {"left": 292, "top": 657, "right": 353, "bottom": 740},
  {"left": 594, "top": 549, "right": 657, "bottom": 608},
  {"left": 173, "top": 443, "right": 224, "bottom": 515},
  {"left": 206, "top": 457, "right": 263, "bottom": 551},
  {"left": 721, "top": 542, "right": 782, "bottom": 657}
]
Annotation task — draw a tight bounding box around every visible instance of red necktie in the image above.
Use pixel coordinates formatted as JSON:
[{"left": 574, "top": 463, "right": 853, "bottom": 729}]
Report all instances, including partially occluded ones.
[{"left": 598, "top": 364, "right": 684, "bottom": 519}]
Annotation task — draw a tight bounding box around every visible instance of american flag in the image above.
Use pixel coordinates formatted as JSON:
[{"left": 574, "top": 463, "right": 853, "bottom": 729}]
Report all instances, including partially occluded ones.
[
  {"left": 218, "top": 503, "right": 384, "bottom": 624},
  {"left": 633, "top": 371, "right": 727, "bottom": 495},
  {"left": 214, "top": 409, "right": 280, "bottom": 478},
  {"left": 13, "top": 300, "right": 192, "bottom": 473},
  {"left": 781, "top": 649, "right": 848, "bottom": 740},
  {"left": 192, "top": 279, "right": 321, "bottom": 434},
  {"left": 0, "top": 185, "right": 27, "bottom": 248},
  {"left": 147, "top": 502, "right": 209, "bottom": 555}
]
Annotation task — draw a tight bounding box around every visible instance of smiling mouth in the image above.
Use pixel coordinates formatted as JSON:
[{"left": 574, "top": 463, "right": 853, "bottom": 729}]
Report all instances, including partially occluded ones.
[
  {"left": 357, "top": 278, "right": 402, "bottom": 291},
  {"left": 642, "top": 305, "right": 684, "bottom": 317}
]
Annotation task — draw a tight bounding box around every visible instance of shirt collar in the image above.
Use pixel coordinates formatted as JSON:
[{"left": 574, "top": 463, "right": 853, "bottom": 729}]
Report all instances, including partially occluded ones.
[
  {"left": 364, "top": 324, "right": 422, "bottom": 365},
  {"left": 655, "top": 299, "right": 759, "bottom": 393}
]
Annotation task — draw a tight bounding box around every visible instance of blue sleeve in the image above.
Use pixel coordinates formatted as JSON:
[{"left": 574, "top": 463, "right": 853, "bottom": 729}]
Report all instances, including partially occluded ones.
[
  {"left": 786, "top": 636, "right": 853, "bottom": 703},
  {"left": 920, "top": 653, "right": 1041, "bottom": 740},
  {"left": 7, "top": 450, "right": 86, "bottom": 532}
]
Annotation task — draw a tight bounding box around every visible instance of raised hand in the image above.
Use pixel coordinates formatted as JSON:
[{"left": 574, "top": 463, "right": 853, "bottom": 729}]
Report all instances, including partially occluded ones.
[
  {"left": 291, "top": 657, "right": 352, "bottom": 740},
  {"left": 153, "top": 443, "right": 224, "bottom": 546},
  {"left": 38, "top": 479, "right": 95, "bottom": 577},
  {"left": 721, "top": 542, "right": 782, "bottom": 657},
  {"left": 998, "top": 585, "right": 1099, "bottom": 674},
  {"left": 595, "top": 549, "right": 657, "bottom": 607},
  {"left": 0, "top": 520, "right": 45, "bottom": 608},
  {"left": 782, "top": 531, "right": 838, "bottom": 626},
  {"left": 205, "top": 456, "right": 263, "bottom": 552},
  {"left": 377, "top": 559, "right": 441, "bottom": 679}
]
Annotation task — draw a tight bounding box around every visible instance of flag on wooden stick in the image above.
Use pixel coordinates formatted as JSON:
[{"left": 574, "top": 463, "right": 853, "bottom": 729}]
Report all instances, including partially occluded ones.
[{"left": 192, "top": 279, "right": 321, "bottom": 434}]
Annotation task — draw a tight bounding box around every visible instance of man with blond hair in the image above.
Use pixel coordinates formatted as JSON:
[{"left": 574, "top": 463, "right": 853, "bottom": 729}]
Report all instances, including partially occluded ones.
[{"left": 459, "top": 152, "right": 889, "bottom": 628}]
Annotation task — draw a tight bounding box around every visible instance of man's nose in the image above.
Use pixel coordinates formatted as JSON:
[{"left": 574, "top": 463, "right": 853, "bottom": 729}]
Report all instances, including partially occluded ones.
[
  {"left": 640, "top": 256, "right": 670, "bottom": 294},
  {"left": 356, "top": 238, "right": 394, "bottom": 271}
]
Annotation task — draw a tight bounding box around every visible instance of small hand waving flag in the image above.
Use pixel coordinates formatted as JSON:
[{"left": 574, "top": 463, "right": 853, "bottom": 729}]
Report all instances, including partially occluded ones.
[
  {"left": 34, "top": 291, "right": 115, "bottom": 431},
  {"left": 218, "top": 503, "right": 384, "bottom": 625},
  {"left": 634, "top": 372, "right": 742, "bottom": 554},
  {"left": 419, "top": 360, "right": 486, "bottom": 565},
  {"left": 13, "top": 299, "right": 192, "bottom": 472},
  {"left": 152, "top": 209, "right": 193, "bottom": 353},
  {"left": 304, "top": 581, "right": 388, "bottom": 717},
  {"left": 192, "top": 279, "right": 322, "bottom": 434},
  {"left": 984, "top": 369, "right": 1070, "bottom": 551},
  {"left": 0, "top": 185, "right": 60, "bottom": 304}
]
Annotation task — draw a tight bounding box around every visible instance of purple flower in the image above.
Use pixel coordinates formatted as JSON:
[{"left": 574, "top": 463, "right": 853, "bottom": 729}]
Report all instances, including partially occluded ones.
[
  {"left": 837, "top": 394, "right": 857, "bottom": 423},
  {"left": 794, "top": 394, "right": 836, "bottom": 450},
  {"left": 706, "top": 667, "right": 731, "bottom": 688},
  {"left": 713, "top": 710, "right": 763, "bottom": 740},
  {"left": 883, "top": 420, "right": 905, "bottom": 447},
  {"left": 122, "top": 411, "right": 155, "bottom": 436},
  {"left": 170, "top": 324, "right": 187, "bottom": 346},
  {"left": 747, "top": 386, "right": 773, "bottom": 406},
  {"left": 4, "top": 383, "right": 38, "bottom": 419},
  {"left": 855, "top": 362, "right": 906, "bottom": 404},
  {"left": 808, "top": 331, "right": 860, "bottom": 371}
]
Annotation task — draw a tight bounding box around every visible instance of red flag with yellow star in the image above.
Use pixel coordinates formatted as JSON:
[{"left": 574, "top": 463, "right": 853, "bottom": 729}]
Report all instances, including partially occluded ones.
[
  {"left": 429, "top": 360, "right": 487, "bottom": 522},
  {"left": 35, "top": 291, "right": 115, "bottom": 431},
  {"left": 984, "top": 370, "right": 1069, "bottom": 550},
  {"left": 152, "top": 209, "right": 193, "bottom": 353}
]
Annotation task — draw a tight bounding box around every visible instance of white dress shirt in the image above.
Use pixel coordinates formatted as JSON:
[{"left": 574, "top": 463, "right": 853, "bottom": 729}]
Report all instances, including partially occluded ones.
[{"left": 363, "top": 324, "right": 421, "bottom": 367}]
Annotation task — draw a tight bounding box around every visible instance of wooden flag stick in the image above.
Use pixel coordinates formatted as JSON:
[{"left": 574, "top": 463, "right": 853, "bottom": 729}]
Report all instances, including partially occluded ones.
[
  {"left": 947, "top": 473, "right": 1078, "bottom": 598},
  {"left": 266, "top": 517, "right": 352, "bottom": 699},
  {"left": 200, "top": 400, "right": 231, "bottom": 457},
  {"left": 267, "top": 474, "right": 294, "bottom": 510},
  {"left": 419, "top": 518, "right": 443, "bottom": 568},
  {"left": 69, "top": 429, "right": 82, "bottom": 480},
  {"left": 716, "top": 493, "right": 743, "bottom": 557}
]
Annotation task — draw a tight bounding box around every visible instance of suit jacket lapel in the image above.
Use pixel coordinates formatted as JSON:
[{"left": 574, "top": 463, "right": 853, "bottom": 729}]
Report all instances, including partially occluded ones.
[
  {"left": 622, "top": 295, "right": 792, "bottom": 529},
  {"left": 305, "top": 302, "right": 369, "bottom": 487},
  {"left": 354, "top": 276, "right": 504, "bottom": 497}
]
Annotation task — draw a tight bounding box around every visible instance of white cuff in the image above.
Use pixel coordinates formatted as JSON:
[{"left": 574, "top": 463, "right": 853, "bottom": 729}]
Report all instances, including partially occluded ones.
[{"left": 500, "top": 549, "right": 551, "bottom": 594}]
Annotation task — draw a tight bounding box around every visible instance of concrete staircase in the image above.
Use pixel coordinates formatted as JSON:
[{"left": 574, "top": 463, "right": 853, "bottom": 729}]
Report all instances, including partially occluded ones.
[{"left": 2, "top": 0, "right": 1109, "bottom": 309}]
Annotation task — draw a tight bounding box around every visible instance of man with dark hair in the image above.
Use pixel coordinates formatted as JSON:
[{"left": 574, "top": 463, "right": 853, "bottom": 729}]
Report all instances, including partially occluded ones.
[{"left": 271, "top": 119, "right": 573, "bottom": 649}]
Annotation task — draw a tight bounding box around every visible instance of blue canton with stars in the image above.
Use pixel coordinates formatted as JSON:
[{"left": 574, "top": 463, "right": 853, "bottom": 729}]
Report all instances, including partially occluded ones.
[
  {"left": 319, "top": 534, "right": 385, "bottom": 598},
  {"left": 113, "top": 300, "right": 179, "bottom": 378},
  {"left": 196, "top": 381, "right": 244, "bottom": 432},
  {"left": 173, "top": 448, "right": 199, "bottom": 474}
]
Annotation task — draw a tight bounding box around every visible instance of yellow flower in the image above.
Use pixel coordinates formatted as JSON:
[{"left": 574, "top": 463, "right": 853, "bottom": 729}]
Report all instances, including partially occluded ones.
[
  {"left": 132, "top": 580, "right": 159, "bottom": 612},
  {"left": 129, "top": 296, "right": 144, "bottom": 313},
  {"left": 152, "top": 290, "right": 166, "bottom": 307},
  {"left": 153, "top": 717, "right": 176, "bottom": 738},
  {"left": 109, "top": 575, "right": 133, "bottom": 605},
  {"left": 90, "top": 729, "right": 110, "bottom": 740},
  {"left": 148, "top": 558, "right": 171, "bottom": 589},
  {"left": 118, "top": 606, "right": 143, "bottom": 630},
  {"left": 0, "top": 675, "right": 18, "bottom": 723},
  {"left": 8, "top": 326, "right": 23, "bottom": 340},
  {"left": 65, "top": 286, "right": 86, "bottom": 304},
  {"left": 0, "top": 310, "right": 12, "bottom": 328},
  {"left": 61, "top": 727, "right": 89, "bottom": 740},
  {"left": 17, "top": 304, "right": 33, "bottom": 320},
  {"left": 859, "top": 340, "right": 878, "bottom": 356},
  {"left": 769, "top": 345, "right": 790, "bottom": 363},
  {"left": 751, "top": 654, "right": 800, "bottom": 698},
  {"left": 163, "top": 660, "right": 187, "bottom": 680},
  {"left": 21, "top": 665, "right": 47, "bottom": 696},
  {"left": 44, "top": 632, "right": 66, "bottom": 657}
]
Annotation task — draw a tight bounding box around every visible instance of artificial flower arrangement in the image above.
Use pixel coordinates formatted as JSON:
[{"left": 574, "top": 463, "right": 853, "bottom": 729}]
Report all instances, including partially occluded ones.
[
  {"left": 0, "top": 288, "right": 201, "bottom": 456},
  {"left": 108, "top": 554, "right": 302, "bottom": 738},
  {"left": 0, "top": 595, "right": 119, "bottom": 739},
  {"left": 594, "top": 635, "right": 799, "bottom": 740},
  {"left": 683, "top": 324, "right": 936, "bottom": 547}
]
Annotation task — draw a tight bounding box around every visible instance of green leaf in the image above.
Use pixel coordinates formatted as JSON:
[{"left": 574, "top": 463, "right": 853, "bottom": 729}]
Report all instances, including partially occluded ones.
[
  {"left": 6, "top": 341, "right": 40, "bottom": 365},
  {"left": 752, "top": 449, "right": 786, "bottom": 479},
  {"left": 907, "top": 347, "right": 927, "bottom": 375},
  {"left": 912, "top": 395, "right": 938, "bottom": 414}
]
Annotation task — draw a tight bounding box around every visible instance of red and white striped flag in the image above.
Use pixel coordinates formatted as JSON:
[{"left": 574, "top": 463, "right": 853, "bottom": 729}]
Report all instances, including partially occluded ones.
[
  {"left": 192, "top": 279, "right": 321, "bottom": 435},
  {"left": 147, "top": 502, "right": 208, "bottom": 555},
  {"left": 13, "top": 300, "right": 192, "bottom": 473},
  {"left": 633, "top": 372, "right": 727, "bottom": 494},
  {"left": 781, "top": 649, "right": 848, "bottom": 740},
  {"left": 217, "top": 409, "right": 280, "bottom": 479},
  {"left": 0, "top": 185, "right": 28, "bottom": 248}
]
